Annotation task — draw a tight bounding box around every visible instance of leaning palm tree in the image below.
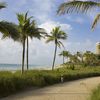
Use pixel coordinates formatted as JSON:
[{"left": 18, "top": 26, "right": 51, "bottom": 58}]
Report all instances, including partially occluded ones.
[
  {"left": 46, "top": 26, "right": 67, "bottom": 70},
  {"left": 57, "top": 0, "right": 100, "bottom": 30}
]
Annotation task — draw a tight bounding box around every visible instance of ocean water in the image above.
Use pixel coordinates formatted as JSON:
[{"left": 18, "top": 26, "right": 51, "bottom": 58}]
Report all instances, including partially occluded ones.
[{"left": 0, "top": 64, "right": 49, "bottom": 71}]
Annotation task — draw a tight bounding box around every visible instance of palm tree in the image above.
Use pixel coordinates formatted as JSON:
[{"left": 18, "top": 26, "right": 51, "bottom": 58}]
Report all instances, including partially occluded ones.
[
  {"left": 1, "top": 14, "right": 37, "bottom": 74},
  {"left": 69, "top": 54, "right": 79, "bottom": 64},
  {"left": 83, "top": 51, "right": 95, "bottom": 65},
  {"left": 57, "top": 0, "right": 100, "bottom": 30},
  {"left": 84, "top": 51, "right": 91, "bottom": 65},
  {"left": 25, "top": 16, "right": 46, "bottom": 70},
  {"left": 17, "top": 12, "right": 46, "bottom": 71},
  {"left": 76, "top": 51, "right": 83, "bottom": 63},
  {"left": 46, "top": 26, "right": 67, "bottom": 70},
  {"left": 0, "top": 12, "right": 46, "bottom": 74},
  {"left": 0, "top": 2, "right": 6, "bottom": 9},
  {"left": 16, "top": 13, "right": 27, "bottom": 73},
  {"left": 59, "top": 50, "right": 70, "bottom": 64}
]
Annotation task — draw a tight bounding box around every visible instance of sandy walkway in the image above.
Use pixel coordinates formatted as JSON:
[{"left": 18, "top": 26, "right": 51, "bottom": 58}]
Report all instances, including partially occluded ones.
[{"left": 1, "top": 77, "right": 100, "bottom": 100}]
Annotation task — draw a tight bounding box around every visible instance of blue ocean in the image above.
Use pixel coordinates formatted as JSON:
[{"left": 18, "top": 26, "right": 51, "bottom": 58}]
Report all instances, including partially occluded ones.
[{"left": 0, "top": 64, "right": 49, "bottom": 71}]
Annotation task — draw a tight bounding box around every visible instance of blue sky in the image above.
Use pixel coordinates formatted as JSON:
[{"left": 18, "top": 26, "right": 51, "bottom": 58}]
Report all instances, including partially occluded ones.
[{"left": 0, "top": 0, "right": 100, "bottom": 66}]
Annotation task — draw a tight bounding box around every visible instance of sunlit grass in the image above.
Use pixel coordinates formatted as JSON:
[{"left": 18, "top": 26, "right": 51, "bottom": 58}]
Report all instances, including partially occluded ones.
[
  {"left": 0, "top": 65, "right": 100, "bottom": 98},
  {"left": 90, "top": 85, "right": 100, "bottom": 100}
]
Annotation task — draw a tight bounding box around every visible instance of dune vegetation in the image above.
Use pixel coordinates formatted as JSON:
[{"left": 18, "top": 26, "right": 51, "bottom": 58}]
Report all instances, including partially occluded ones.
[
  {"left": 0, "top": 65, "right": 100, "bottom": 98},
  {"left": 90, "top": 85, "right": 100, "bottom": 100}
]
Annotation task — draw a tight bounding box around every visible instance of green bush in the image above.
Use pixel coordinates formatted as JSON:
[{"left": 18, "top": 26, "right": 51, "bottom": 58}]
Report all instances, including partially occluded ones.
[
  {"left": 0, "top": 66, "right": 100, "bottom": 98},
  {"left": 90, "top": 85, "right": 100, "bottom": 100}
]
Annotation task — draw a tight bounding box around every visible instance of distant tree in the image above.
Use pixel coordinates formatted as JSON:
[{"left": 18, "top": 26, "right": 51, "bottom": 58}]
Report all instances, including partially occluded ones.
[
  {"left": 59, "top": 50, "right": 70, "bottom": 64},
  {"left": 46, "top": 27, "right": 67, "bottom": 70},
  {"left": 69, "top": 54, "right": 79, "bottom": 64},
  {"left": 76, "top": 51, "right": 83, "bottom": 63},
  {"left": 83, "top": 51, "right": 97, "bottom": 66}
]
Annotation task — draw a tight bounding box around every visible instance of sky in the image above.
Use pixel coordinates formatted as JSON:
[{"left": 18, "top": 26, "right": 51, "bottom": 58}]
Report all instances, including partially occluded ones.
[{"left": 0, "top": 0, "right": 100, "bottom": 66}]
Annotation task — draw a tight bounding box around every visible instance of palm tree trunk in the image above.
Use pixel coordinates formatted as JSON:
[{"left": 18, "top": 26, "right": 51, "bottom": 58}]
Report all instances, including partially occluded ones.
[
  {"left": 82, "top": 57, "right": 83, "bottom": 63},
  {"left": 22, "top": 39, "right": 25, "bottom": 74},
  {"left": 63, "top": 56, "right": 64, "bottom": 64},
  {"left": 52, "top": 42, "right": 57, "bottom": 70},
  {"left": 26, "top": 37, "right": 29, "bottom": 70}
]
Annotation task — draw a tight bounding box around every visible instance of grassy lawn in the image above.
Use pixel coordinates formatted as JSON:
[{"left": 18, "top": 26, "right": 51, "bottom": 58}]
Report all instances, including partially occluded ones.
[
  {"left": 90, "top": 85, "right": 100, "bottom": 100},
  {"left": 0, "top": 65, "right": 100, "bottom": 98}
]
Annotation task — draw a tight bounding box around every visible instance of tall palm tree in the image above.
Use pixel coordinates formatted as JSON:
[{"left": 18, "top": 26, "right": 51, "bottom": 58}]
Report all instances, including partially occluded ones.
[
  {"left": 0, "top": 12, "right": 46, "bottom": 74},
  {"left": 17, "top": 12, "right": 46, "bottom": 71},
  {"left": 16, "top": 13, "right": 27, "bottom": 73},
  {"left": 25, "top": 17, "right": 46, "bottom": 70},
  {"left": 46, "top": 26, "right": 67, "bottom": 70},
  {"left": 57, "top": 0, "right": 100, "bottom": 30},
  {"left": 59, "top": 50, "right": 70, "bottom": 64}
]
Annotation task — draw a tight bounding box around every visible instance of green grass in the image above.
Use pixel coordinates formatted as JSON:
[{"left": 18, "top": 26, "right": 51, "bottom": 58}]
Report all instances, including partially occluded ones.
[
  {"left": 90, "top": 85, "right": 100, "bottom": 100},
  {"left": 0, "top": 65, "right": 100, "bottom": 98}
]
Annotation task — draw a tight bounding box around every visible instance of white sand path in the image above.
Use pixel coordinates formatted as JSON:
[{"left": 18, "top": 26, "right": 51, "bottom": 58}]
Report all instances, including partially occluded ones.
[{"left": 1, "top": 77, "right": 100, "bottom": 100}]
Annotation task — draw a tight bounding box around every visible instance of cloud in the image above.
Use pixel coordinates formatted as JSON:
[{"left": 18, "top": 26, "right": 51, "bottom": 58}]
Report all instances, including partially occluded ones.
[
  {"left": 0, "top": 0, "right": 98, "bottom": 66},
  {"left": 39, "top": 20, "right": 72, "bottom": 33},
  {"left": 75, "top": 17, "right": 84, "bottom": 24},
  {"left": 66, "top": 16, "right": 84, "bottom": 24},
  {"left": 64, "top": 39, "right": 95, "bottom": 53},
  {"left": 29, "top": 0, "right": 55, "bottom": 23}
]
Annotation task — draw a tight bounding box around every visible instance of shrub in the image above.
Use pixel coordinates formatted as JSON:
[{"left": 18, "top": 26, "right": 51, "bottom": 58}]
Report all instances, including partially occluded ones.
[
  {"left": 90, "top": 85, "right": 100, "bottom": 100},
  {"left": 0, "top": 66, "right": 100, "bottom": 98}
]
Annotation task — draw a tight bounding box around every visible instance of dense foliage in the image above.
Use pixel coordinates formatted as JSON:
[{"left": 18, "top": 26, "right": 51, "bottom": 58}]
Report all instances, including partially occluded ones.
[
  {"left": 0, "top": 66, "right": 100, "bottom": 98},
  {"left": 59, "top": 51, "right": 100, "bottom": 66},
  {"left": 90, "top": 85, "right": 100, "bottom": 100}
]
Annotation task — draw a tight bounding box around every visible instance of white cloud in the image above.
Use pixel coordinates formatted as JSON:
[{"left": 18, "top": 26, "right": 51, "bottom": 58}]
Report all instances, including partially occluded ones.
[
  {"left": 0, "top": 0, "right": 97, "bottom": 66},
  {"left": 66, "top": 16, "right": 84, "bottom": 24},
  {"left": 39, "top": 20, "right": 72, "bottom": 33},
  {"left": 30, "top": 0, "right": 55, "bottom": 23},
  {"left": 64, "top": 39, "right": 95, "bottom": 53},
  {"left": 75, "top": 17, "right": 84, "bottom": 24}
]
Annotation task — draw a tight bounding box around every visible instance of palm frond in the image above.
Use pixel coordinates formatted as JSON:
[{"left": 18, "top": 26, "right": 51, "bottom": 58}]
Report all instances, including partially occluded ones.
[
  {"left": 46, "top": 36, "right": 55, "bottom": 43},
  {"left": 59, "top": 50, "right": 70, "bottom": 57},
  {"left": 57, "top": 41, "right": 65, "bottom": 48},
  {"left": 92, "top": 13, "right": 100, "bottom": 30},
  {"left": 46, "top": 26, "right": 67, "bottom": 47},
  {"left": 57, "top": 42, "right": 61, "bottom": 48},
  {"left": 0, "top": 21, "right": 19, "bottom": 41},
  {"left": 16, "top": 13, "right": 25, "bottom": 26},
  {"left": 0, "top": 2, "right": 7, "bottom": 9},
  {"left": 57, "top": 1, "right": 100, "bottom": 15},
  {"left": 58, "top": 31, "right": 67, "bottom": 40}
]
